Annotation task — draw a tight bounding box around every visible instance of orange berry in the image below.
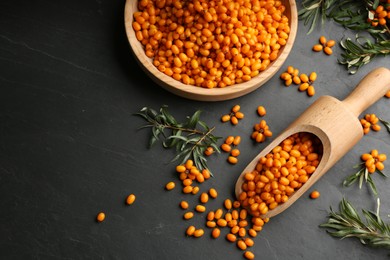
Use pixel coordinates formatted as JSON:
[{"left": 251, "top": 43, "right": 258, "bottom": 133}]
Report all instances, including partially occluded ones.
[
  {"left": 324, "top": 46, "right": 333, "bottom": 55},
  {"left": 96, "top": 212, "right": 105, "bottom": 222},
  {"left": 126, "top": 194, "right": 136, "bottom": 205},
  {"left": 257, "top": 106, "right": 267, "bottom": 116},
  {"left": 221, "top": 114, "right": 231, "bottom": 122},
  {"left": 165, "top": 181, "right": 175, "bottom": 190},
  {"left": 312, "top": 44, "right": 323, "bottom": 52},
  {"left": 310, "top": 190, "right": 320, "bottom": 199}
]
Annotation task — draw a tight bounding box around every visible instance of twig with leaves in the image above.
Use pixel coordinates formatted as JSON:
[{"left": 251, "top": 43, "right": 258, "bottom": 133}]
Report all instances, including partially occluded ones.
[
  {"left": 320, "top": 198, "right": 390, "bottom": 249},
  {"left": 298, "top": 0, "right": 390, "bottom": 73},
  {"left": 343, "top": 163, "right": 386, "bottom": 195},
  {"left": 135, "top": 106, "right": 221, "bottom": 176},
  {"left": 339, "top": 37, "right": 390, "bottom": 74}
]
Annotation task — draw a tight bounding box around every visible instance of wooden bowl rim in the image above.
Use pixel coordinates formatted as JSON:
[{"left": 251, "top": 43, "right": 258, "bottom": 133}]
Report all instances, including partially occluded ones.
[{"left": 124, "top": 0, "right": 298, "bottom": 101}]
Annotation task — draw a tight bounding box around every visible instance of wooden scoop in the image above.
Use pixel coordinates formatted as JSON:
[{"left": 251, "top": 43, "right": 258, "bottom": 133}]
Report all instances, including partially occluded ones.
[{"left": 235, "top": 67, "right": 390, "bottom": 218}]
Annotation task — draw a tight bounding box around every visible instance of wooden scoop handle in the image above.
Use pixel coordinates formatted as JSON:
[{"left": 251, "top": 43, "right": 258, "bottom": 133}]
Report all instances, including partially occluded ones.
[{"left": 342, "top": 67, "right": 390, "bottom": 117}]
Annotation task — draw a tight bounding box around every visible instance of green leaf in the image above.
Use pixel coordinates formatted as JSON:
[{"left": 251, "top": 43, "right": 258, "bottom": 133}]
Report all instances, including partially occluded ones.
[
  {"left": 135, "top": 106, "right": 220, "bottom": 175},
  {"left": 379, "top": 118, "right": 390, "bottom": 134},
  {"left": 187, "top": 110, "right": 202, "bottom": 129}
]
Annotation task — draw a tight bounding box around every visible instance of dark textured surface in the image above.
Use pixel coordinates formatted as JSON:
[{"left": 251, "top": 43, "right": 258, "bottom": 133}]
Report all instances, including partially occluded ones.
[{"left": 1, "top": 1, "right": 389, "bottom": 259}]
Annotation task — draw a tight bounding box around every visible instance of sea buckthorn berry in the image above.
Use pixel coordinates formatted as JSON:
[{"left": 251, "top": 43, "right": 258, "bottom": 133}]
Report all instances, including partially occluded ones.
[
  {"left": 207, "top": 221, "right": 217, "bottom": 228},
  {"left": 193, "top": 229, "right": 204, "bottom": 238},
  {"left": 232, "top": 105, "right": 241, "bottom": 113},
  {"left": 300, "top": 74, "right": 309, "bottom": 83},
  {"left": 299, "top": 83, "right": 309, "bottom": 92},
  {"left": 212, "top": 228, "right": 221, "bottom": 238},
  {"left": 126, "top": 194, "right": 136, "bottom": 205},
  {"left": 319, "top": 36, "right": 327, "bottom": 45},
  {"left": 324, "top": 46, "right": 333, "bottom": 55},
  {"left": 225, "top": 136, "right": 235, "bottom": 145},
  {"left": 238, "top": 227, "right": 246, "bottom": 237},
  {"left": 235, "top": 112, "right": 245, "bottom": 119},
  {"left": 215, "top": 208, "right": 223, "bottom": 219},
  {"left": 244, "top": 238, "right": 254, "bottom": 247},
  {"left": 257, "top": 106, "right": 267, "bottom": 116},
  {"left": 310, "top": 190, "right": 320, "bottom": 199},
  {"left": 231, "top": 225, "right": 240, "bottom": 234},
  {"left": 285, "top": 78, "right": 293, "bottom": 86},
  {"left": 385, "top": 90, "right": 390, "bottom": 98},
  {"left": 226, "top": 233, "right": 237, "bottom": 242},
  {"left": 165, "top": 181, "right": 175, "bottom": 190},
  {"left": 186, "top": 226, "right": 196, "bottom": 236},
  {"left": 221, "top": 143, "right": 232, "bottom": 153},
  {"left": 228, "top": 156, "right": 238, "bottom": 164},
  {"left": 192, "top": 186, "right": 200, "bottom": 195},
  {"left": 200, "top": 193, "right": 209, "bottom": 204},
  {"left": 195, "top": 205, "right": 206, "bottom": 213},
  {"left": 231, "top": 116, "right": 239, "bottom": 125},
  {"left": 183, "top": 186, "right": 193, "bottom": 194},
  {"left": 96, "top": 212, "right": 105, "bottom": 222},
  {"left": 293, "top": 76, "right": 301, "bottom": 84},
  {"left": 244, "top": 251, "right": 255, "bottom": 260},
  {"left": 248, "top": 229, "right": 257, "bottom": 237},
  {"left": 209, "top": 188, "right": 218, "bottom": 199},
  {"left": 233, "top": 136, "right": 241, "bottom": 146},
  {"left": 309, "top": 72, "right": 317, "bottom": 82},
  {"left": 225, "top": 212, "right": 232, "bottom": 222},
  {"left": 204, "top": 146, "right": 214, "bottom": 156},
  {"left": 202, "top": 169, "right": 211, "bottom": 180},
  {"left": 184, "top": 212, "right": 194, "bottom": 220},
  {"left": 312, "top": 44, "right": 323, "bottom": 52},
  {"left": 224, "top": 199, "right": 233, "bottom": 210},
  {"left": 307, "top": 86, "right": 316, "bottom": 96},
  {"left": 326, "top": 40, "right": 336, "bottom": 48},
  {"left": 217, "top": 218, "right": 228, "bottom": 227},
  {"left": 180, "top": 201, "right": 189, "bottom": 209},
  {"left": 221, "top": 114, "right": 231, "bottom": 122},
  {"left": 372, "top": 124, "right": 381, "bottom": 131},
  {"left": 207, "top": 211, "right": 215, "bottom": 221},
  {"left": 237, "top": 240, "right": 247, "bottom": 250},
  {"left": 231, "top": 149, "right": 240, "bottom": 157}
]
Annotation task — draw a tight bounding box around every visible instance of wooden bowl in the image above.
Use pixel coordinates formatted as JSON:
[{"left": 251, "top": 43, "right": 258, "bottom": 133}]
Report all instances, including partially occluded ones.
[{"left": 124, "top": 0, "right": 298, "bottom": 101}]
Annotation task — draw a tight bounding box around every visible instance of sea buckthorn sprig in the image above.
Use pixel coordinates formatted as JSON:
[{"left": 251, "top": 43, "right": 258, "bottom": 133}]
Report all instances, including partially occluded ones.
[
  {"left": 321, "top": 198, "right": 390, "bottom": 250},
  {"left": 133, "top": 0, "right": 291, "bottom": 88},
  {"left": 280, "top": 65, "right": 299, "bottom": 86},
  {"left": 239, "top": 132, "right": 323, "bottom": 216},
  {"left": 343, "top": 150, "right": 387, "bottom": 195},
  {"left": 221, "top": 105, "right": 244, "bottom": 125},
  {"left": 251, "top": 119, "right": 273, "bottom": 143},
  {"left": 221, "top": 135, "right": 241, "bottom": 164},
  {"left": 280, "top": 66, "right": 317, "bottom": 96},
  {"left": 360, "top": 113, "right": 381, "bottom": 134},
  {"left": 135, "top": 106, "right": 221, "bottom": 176},
  {"left": 176, "top": 159, "right": 211, "bottom": 194},
  {"left": 298, "top": 72, "right": 316, "bottom": 96},
  {"left": 367, "top": 3, "right": 390, "bottom": 27},
  {"left": 312, "top": 36, "right": 336, "bottom": 55}
]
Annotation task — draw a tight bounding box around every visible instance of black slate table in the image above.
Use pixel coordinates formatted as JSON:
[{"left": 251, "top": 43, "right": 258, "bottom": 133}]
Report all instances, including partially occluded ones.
[{"left": 1, "top": 1, "right": 389, "bottom": 259}]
